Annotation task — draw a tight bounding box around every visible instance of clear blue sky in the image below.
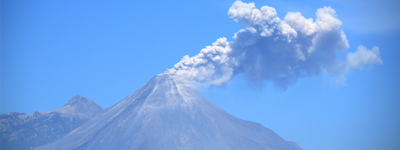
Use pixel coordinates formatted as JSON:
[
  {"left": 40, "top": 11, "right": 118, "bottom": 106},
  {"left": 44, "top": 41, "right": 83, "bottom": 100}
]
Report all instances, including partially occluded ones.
[{"left": 1, "top": 0, "right": 400, "bottom": 150}]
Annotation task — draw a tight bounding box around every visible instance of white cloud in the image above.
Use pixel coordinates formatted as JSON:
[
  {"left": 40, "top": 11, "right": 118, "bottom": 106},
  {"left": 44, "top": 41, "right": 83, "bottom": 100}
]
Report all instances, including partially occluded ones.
[
  {"left": 347, "top": 45, "right": 383, "bottom": 69},
  {"left": 165, "top": 1, "right": 382, "bottom": 89},
  {"left": 284, "top": 12, "right": 315, "bottom": 36}
]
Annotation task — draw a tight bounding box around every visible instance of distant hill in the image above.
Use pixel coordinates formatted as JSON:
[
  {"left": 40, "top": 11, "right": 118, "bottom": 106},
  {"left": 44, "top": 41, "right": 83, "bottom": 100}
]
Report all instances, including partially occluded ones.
[{"left": 1, "top": 95, "right": 103, "bottom": 150}]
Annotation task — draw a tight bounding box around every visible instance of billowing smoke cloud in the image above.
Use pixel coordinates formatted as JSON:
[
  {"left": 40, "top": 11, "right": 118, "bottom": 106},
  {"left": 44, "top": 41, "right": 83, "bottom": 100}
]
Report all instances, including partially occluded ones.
[{"left": 165, "top": 1, "right": 383, "bottom": 89}]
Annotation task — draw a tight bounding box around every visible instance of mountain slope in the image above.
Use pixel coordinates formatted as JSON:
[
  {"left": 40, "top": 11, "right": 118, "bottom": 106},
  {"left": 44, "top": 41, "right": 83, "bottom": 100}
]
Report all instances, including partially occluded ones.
[
  {"left": 36, "top": 74, "right": 302, "bottom": 150},
  {"left": 1, "top": 95, "right": 104, "bottom": 150}
]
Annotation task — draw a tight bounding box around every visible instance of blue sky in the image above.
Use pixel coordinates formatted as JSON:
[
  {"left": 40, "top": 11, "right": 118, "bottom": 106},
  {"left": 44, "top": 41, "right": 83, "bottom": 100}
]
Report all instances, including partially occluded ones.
[{"left": 1, "top": 0, "right": 400, "bottom": 150}]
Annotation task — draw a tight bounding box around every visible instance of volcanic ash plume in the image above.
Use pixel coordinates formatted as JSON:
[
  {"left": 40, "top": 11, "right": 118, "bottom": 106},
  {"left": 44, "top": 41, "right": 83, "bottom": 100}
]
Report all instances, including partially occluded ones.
[{"left": 165, "top": 1, "right": 383, "bottom": 89}]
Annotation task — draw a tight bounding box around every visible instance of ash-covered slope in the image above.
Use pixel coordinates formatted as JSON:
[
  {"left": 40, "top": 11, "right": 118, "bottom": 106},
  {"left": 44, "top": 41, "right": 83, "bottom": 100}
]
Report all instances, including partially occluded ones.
[
  {"left": 1, "top": 95, "right": 103, "bottom": 150},
  {"left": 36, "top": 74, "right": 302, "bottom": 150}
]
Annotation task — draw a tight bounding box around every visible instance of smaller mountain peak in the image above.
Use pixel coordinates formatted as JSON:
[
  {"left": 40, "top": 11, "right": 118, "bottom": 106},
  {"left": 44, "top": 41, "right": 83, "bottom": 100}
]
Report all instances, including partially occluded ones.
[
  {"left": 67, "top": 94, "right": 89, "bottom": 105},
  {"left": 54, "top": 95, "right": 104, "bottom": 118}
]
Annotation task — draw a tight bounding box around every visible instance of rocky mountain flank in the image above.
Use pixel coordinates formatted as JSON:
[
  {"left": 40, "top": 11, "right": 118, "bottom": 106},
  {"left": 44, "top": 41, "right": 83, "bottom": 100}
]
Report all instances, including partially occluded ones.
[{"left": 1, "top": 95, "right": 103, "bottom": 150}]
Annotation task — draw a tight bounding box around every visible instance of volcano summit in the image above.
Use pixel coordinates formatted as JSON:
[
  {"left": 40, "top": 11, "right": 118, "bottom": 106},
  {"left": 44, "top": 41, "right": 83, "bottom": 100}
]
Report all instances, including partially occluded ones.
[{"left": 36, "top": 74, "right": 302, "bottom": 150}]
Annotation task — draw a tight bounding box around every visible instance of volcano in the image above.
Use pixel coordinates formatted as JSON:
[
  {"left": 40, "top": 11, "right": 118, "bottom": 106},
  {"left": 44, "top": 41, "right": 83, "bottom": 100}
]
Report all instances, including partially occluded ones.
[{"left": 36, "top": 74, "right": 302, "bottom": 150}]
